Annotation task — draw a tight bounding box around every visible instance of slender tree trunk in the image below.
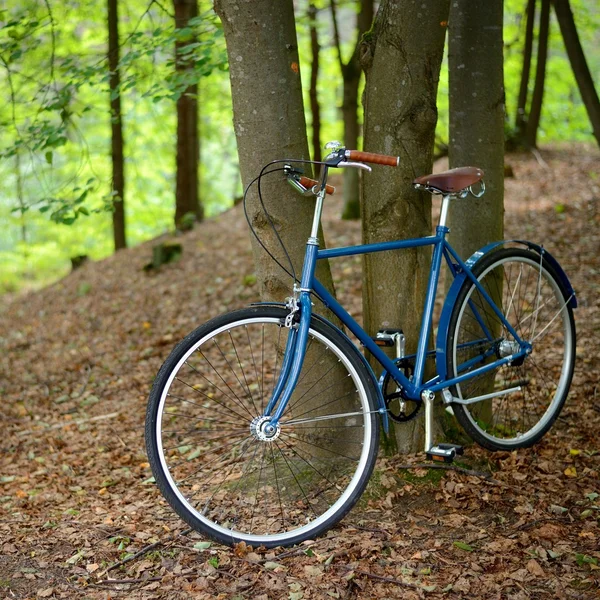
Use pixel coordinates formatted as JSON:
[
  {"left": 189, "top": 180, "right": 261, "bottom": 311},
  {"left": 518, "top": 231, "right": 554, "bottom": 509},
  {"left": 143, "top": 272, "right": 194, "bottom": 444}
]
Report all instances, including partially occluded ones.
[
  {"left": 552, "top": 0, "right": 600, "bottom": 147},
  {"left": 308, "top": 3, "right": 322, "bottom": 170},
  {"left": 526, "top": 0, "right": 550, "bottom": 148},
  {"left": 108, "top": 0, "right": 126, "bottom": 250},
  {"left": 515, "top": 0, "right": 536, "bottom": 141},
  {"left": 15, "top": 151, "right": 27, "bottom": 246},
  {"left": 174, "top": 0, "right": 202, "bottom": 230},
  {"left": 448, "top": 0, "right": 504, "bottom": 261},
  {"left": 361, "top": 0, "right": 450, "bottom": 453},
  {"left": 214, "top": 0, "right": 335, "bottom": 302},
  {"left": 340, "top": 63, "right": 361, "bottom": 220},
  {"left": 331, "top": 0, "right": 374, "bottom": 220}
]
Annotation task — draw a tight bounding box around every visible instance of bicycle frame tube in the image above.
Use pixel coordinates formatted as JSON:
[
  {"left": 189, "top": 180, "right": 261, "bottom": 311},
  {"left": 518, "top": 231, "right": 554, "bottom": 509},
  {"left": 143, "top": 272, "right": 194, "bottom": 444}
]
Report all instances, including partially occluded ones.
[
  {"left": 315, "top": 229, "right": 451, "bottom": 400},
  {"left": 265, "top": 216, "right": 532, "bottom": 421}
]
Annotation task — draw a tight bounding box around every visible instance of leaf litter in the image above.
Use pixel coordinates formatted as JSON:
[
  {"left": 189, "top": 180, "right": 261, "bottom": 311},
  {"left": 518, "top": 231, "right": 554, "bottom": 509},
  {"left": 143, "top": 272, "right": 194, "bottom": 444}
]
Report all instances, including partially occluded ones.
[{"left": 0, "top": 145, "right": 599, "bottom": 598}]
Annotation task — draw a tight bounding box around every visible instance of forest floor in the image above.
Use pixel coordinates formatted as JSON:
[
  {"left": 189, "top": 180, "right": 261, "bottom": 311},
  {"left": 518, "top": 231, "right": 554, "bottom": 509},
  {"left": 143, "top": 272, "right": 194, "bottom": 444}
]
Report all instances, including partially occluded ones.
[{"left": 1, "top": 145, "right": 599, "bottom": 600}]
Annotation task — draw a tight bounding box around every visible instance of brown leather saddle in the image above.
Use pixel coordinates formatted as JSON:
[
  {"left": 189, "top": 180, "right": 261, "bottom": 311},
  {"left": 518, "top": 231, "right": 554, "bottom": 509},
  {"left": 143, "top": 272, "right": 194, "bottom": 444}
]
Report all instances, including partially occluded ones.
[{"left": 413, "top": 167, "right": 484, "bottom": 195}]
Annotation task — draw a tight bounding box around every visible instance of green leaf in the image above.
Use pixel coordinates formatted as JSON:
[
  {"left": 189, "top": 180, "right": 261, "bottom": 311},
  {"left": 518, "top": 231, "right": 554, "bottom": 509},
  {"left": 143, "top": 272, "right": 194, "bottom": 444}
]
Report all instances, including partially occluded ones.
[
  {"left": 576, "top": 554, "right": 598, "bottom": 567},
  {"left": 44, "top": 151, "right": 53, "bottom": 165},
  {"left": 193, "top": 541, "right": 212, "bottom": 550},
  {"left": 453, "top": 541, "right": 473, "bottom": 552},
  {"left": 187, "top": 447, "right": 202, "bottom": 461},
  {"left": 66, "top": 550, "right": 85, "bottom": 565},
  {"left": 586, "top": 492, "right": 599, "bottom": 501}
]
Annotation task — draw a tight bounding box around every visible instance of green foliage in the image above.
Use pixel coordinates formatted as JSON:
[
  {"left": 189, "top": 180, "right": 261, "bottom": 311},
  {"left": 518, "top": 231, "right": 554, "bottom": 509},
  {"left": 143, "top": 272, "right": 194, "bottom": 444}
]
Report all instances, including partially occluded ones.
[
  {"left": 1, "top": 0, "right": 599, "bottom": 294},
  {"left": 436, "top": 0, "right": 600, "bottom": 147},
  {"left": 0, "top": 0, "right": 236, "bottom": 293}
]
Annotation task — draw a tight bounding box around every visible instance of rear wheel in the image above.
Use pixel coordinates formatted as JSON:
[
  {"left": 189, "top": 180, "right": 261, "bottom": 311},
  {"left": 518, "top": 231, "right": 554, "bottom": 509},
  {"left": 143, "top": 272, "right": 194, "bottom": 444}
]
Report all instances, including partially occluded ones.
[
  {"left": 145, "top": 306, "right": 380, "bottom": 547},
  {"left": 446, "top": 248, "right": 576, "bottom": 450}
]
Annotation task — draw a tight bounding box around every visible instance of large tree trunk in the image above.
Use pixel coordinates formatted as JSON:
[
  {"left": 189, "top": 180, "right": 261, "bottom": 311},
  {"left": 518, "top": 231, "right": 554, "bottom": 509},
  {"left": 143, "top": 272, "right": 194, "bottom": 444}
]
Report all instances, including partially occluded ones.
[
  {"left": 552, "top": 0, "right": 600, "bottom": 147},
  {"left": 448, "top": 0, "right": 505, "bottom": 426},
  {"left": 361, "top": 0, "right": 449, "bottom": 453},
  {"left": 214, "top": 0, "right": 335, "bottom": 302},
  {"left": 448, "top": 0, "right": 504, "bottom": 261},
  {"left": 174, "top": 0, "right": 203, "bottom": 230},
  {"left": 525, "top": 0, "right": 550, "bottom": 148},
  {"left": 515, "top": 0, "right": 536, "bottom": 142},
  {"left": 330, "top": 0, "right": 374, "bottom": 220},
  {"left": 107, "top": 0, "right": 126, "bottom": 250}
]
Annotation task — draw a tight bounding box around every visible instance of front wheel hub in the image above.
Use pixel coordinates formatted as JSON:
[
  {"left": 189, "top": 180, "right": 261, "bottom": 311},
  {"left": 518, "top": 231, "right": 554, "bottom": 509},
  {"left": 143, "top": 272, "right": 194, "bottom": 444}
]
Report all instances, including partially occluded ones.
[{"left": 250, "top": 416, "right": 281, "bottom": 442}]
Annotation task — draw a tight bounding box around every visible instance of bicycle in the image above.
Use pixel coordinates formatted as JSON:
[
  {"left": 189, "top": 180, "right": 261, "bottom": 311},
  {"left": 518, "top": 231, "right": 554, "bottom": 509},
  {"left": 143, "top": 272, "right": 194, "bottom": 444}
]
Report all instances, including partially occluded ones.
[{"left": 145, "top": 141, "right": 577, "bottom": 548}]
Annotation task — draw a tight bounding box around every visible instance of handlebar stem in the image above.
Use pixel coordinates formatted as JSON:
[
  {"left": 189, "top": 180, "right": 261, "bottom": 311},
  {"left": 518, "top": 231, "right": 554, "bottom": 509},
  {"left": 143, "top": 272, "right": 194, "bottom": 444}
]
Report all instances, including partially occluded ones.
[{"left": 308, "top": 165, "right": 329, "bottom": 243}]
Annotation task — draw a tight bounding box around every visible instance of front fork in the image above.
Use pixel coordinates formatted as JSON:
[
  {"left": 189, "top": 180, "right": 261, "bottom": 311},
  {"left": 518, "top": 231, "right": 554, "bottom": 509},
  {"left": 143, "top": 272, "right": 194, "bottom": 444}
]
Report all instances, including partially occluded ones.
[{"left": 262, "top": 287, "right": 314, "bottom": 428}]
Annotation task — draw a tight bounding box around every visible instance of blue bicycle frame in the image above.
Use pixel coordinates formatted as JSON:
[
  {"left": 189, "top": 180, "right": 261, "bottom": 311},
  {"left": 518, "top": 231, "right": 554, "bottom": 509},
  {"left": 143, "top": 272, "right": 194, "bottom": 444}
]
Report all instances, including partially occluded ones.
[{"left": 262, "top": 167, "right": 532, "bottom": 430}]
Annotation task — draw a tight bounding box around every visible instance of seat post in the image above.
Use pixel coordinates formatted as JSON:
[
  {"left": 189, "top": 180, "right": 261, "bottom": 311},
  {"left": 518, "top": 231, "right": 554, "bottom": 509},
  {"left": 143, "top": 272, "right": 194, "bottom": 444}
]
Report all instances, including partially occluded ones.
[{"left": 439, "top": 194, "right": 451, "bottom": 228}]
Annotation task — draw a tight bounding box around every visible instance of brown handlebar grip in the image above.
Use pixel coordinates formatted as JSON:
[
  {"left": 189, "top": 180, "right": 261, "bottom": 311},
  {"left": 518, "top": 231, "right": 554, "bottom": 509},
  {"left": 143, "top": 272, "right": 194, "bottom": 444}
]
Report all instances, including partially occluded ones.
[
  {"left": 346, "top": 150, "right": 399, "bottom": 167},
  {"left": 299, "top": 176, "right": 335, "bottom": 195}
]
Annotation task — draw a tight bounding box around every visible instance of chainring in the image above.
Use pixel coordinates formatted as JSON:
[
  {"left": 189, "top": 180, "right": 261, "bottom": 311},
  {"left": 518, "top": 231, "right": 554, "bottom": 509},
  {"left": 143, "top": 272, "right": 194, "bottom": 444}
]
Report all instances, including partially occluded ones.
[{"left": 382, "top": 359, "right": 422, "bottom": 423}]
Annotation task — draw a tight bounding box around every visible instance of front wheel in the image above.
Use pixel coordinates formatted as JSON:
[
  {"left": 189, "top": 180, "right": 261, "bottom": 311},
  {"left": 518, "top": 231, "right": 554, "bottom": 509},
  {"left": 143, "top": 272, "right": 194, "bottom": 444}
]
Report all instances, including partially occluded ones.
[
  {"left": 446, "top": 248, "right": 576, "bottom": 451},
  {"left": 145, "top": 306, "right": 380, "bottom": 547}
]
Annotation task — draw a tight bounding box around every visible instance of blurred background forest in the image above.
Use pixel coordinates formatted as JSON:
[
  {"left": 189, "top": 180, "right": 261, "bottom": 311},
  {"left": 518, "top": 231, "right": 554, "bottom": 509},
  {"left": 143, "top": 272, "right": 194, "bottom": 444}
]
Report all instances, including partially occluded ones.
[{"left": 1, "top": 0, "right": 599, "bottom": 294}]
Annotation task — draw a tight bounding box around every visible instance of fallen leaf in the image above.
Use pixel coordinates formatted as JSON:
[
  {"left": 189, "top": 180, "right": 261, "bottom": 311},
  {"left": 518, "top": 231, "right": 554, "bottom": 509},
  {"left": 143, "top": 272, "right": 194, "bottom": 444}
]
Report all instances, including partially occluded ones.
[
  {"left": 526, "top": 558, "right": 545, "bottom": 577},
  {"left": 453, "top": 541, "right": 473, "bottom": 552}
]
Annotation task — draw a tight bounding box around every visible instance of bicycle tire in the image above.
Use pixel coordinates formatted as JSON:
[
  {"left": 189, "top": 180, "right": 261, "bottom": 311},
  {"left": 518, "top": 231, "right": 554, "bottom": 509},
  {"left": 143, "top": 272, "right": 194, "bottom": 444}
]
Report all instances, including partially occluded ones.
[
  {"left": 446, "top": 248, "right": 576, "bottom": 451},
  {"left": 145, "top": 306, "right": 380, "bottom": 547}
]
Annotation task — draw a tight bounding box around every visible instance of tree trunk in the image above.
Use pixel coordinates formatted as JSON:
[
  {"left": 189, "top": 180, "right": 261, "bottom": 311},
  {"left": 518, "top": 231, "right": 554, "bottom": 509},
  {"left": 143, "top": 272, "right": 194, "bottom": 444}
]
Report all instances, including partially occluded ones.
[
  {"left": 525, "top": 0, "right": 550, "bottom": 148},
  {"left": 214, "top": 0, "right": 335, "bottom": 302},
  {"left": 448, "top": 0, "right": 505, "bottom": 426},
  {"left": 340, "top": 62, "right": 361, "bottom": 220},
  {"left": 330, "top": 0, "right": 374, "bottom": 220},
  {"left": 308, "top": 3, "right": 322, "bottom": 171},
  {"left": 361, "top": 0, "right": 449, "bottom": 453},
  {"left": 515, "top": 0, "right": 535, "bottom": 142},
  {"left": 174, "top": 0, "right": 203, "bottom": 230},
  {"left": 448, "top": 0, "right": 504, "bottom": 261},
  {"left": 552, "top": 0, "right": 600, "bottom": 147},
  {"left": 107, "top": 0, "right": 126, "bottom": 250}
]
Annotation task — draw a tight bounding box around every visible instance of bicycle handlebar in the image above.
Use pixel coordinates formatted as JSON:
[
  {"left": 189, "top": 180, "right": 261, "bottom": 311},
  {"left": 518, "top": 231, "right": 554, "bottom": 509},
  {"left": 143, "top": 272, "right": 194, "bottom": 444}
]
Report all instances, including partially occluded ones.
[
  {"left": 345, "top": 150, "right": 400, "bottom": 167},
  {"left": 298, "top": 176, "right": 335, "bottom": 195}
]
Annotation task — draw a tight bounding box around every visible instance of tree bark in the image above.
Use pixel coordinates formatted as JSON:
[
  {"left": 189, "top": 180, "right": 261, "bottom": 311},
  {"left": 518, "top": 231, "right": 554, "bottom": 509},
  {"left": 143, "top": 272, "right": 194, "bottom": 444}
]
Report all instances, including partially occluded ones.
[
  {"left": 448, "top": 0, "right": 504, "bottom": 261},
  {"left": 525, "top": 0, "right": 550, "bottom": 148},
  {"left": 448, "top": 0, "right": 505, "bottom": 425},
  {"left": 552, "top": 0, "right": 600, "bottom": 147},
  {"left": 174, "top": 0, "right": 203, "bottom": 230},
  {"left": 214, "top": 0, "right": 335, "bottom": 302},
  {"left": 308, "top": 3, "right": 322, "bottom": 170},
  {"left": 361, "top": 0, "right": 449, "bottom": 453},
  {"left": 515, "top": 0, "right": 535, "bottom": 142},
  {"left": 331, "top": 0, "right": 374, "bottom": 220},
  {"left": 108, "top": 0, "right": 126, "bottom": 250}
]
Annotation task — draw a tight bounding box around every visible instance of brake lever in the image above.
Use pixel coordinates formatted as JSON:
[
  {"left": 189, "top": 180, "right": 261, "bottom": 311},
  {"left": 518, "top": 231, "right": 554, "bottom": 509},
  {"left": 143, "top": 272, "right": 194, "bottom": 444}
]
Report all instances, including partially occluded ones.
[{"left": 337, "top": 161, "right": 372, "bottom": 172}]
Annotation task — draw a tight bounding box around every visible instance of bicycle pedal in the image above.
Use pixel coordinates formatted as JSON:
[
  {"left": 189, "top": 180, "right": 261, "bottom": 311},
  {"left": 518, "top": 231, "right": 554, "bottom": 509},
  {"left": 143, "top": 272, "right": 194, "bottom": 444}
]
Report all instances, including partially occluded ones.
[
  {"left": 426, "top": 444, "right": 464, "bottom": 463},
  {"left": 373, "top": 329, "right": 404, "bottom": 347}
]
